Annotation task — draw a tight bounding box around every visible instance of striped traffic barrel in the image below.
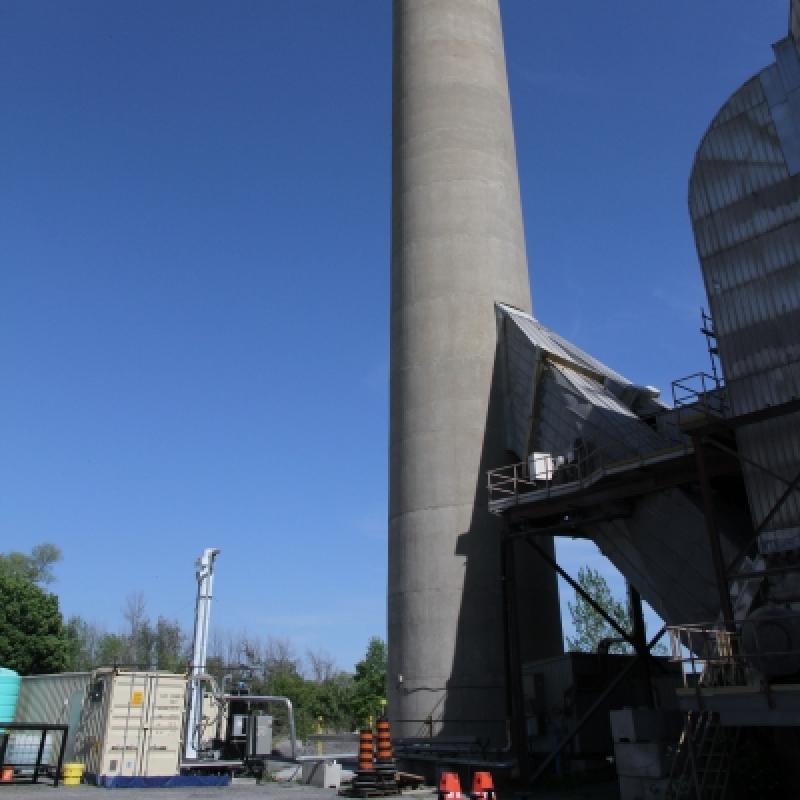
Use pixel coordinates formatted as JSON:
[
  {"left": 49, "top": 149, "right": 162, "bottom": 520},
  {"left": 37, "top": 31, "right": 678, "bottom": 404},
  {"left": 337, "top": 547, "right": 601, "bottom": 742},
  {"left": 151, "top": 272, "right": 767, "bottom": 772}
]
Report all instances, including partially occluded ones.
[
  {"left": 358, "top": 727, "right": 374, "bottom": 772},
  {"left": 376, "top": 716, "right": 393, "bottom": 760}
]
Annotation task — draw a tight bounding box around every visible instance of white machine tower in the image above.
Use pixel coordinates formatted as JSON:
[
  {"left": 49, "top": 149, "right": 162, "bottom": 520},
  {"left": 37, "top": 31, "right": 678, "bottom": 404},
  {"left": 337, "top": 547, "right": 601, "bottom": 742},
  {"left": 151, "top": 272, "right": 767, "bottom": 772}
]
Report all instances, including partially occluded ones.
[{"left": 185, "top": 547, "right": 220, "bottom": 760}]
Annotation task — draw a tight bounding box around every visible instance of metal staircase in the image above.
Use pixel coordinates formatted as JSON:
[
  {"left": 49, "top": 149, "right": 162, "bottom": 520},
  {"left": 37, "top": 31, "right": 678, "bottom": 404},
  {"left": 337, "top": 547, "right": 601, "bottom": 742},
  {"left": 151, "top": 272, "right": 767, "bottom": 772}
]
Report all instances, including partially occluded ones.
[{"left": 666, "top": 711, "right": 739, "bottom": 799}]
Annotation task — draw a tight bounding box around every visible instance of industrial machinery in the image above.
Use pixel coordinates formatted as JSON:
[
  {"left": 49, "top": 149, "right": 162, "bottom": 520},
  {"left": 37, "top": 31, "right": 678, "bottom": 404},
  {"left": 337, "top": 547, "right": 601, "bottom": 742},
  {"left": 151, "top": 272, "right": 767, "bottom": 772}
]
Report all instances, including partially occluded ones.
[
  {"left": 179, "top": 549, "right": 301, "bottom": 776},
  {"left": 6, "top": 549, "right": 304, "bottom": 786},
  {"left": 683, "top": 0, "right": 800, "bottom": 675},
  {"left": 482, "top": 2, "right": 800, "bottom": 795},
  {"left": 522, "top": 653, "right": 682, "bottom": 771},
  {"left": 184, "top": 547, "right": 219, "bottom": 761}
]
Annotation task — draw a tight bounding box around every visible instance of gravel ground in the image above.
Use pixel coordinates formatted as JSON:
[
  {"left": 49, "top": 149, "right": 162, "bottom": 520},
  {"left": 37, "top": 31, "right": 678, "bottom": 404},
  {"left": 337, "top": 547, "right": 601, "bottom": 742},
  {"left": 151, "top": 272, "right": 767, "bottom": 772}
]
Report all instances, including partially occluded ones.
[
  {"left": 0, "top": 784, "right": 619, "bottom": 800},
  {"left": 0, "top": 780, "right": 343, "bottom": 800}
]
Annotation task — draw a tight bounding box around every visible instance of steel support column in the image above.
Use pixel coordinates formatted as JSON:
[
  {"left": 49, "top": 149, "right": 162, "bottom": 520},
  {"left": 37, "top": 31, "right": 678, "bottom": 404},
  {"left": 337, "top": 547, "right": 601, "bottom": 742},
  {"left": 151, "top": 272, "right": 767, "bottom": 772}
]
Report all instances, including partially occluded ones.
[
  {"left": 500, "top": 531, "right": 530, "bottom": 784},
  {"left": 628, "top": 583, "right": 654, "bottom": 707},
  {"left": 692, "top": 435, "right": 736, "bottom": 630}
]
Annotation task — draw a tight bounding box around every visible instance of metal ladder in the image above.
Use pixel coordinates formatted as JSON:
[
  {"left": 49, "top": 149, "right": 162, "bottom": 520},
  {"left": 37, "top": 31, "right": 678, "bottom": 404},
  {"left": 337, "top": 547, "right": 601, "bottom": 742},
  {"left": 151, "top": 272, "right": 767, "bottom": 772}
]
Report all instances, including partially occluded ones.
[{"left": 667, "top": 711, "right": 739, "bottom": 799}]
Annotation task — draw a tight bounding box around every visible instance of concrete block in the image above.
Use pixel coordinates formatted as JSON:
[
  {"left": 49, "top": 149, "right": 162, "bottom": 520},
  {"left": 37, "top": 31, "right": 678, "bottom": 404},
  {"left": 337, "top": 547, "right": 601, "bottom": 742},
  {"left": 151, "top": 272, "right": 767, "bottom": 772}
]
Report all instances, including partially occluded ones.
[
  {"left": 301, "top": 761, "right": 342, "bottom": 789},
  {"left": 614, "top": 741, "right": 668, "bottom": 778}
]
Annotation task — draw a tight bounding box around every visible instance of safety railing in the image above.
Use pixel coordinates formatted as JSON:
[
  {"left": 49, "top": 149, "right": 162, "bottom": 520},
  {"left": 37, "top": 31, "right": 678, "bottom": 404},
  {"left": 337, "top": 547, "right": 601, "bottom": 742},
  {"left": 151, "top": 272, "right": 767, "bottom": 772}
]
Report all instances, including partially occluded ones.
[
  {"left": 668, "top": 613, "right": 800, "bottom": 689},
  {"left": 671, "top": 372, "right": 727, "bottom": 418},
  {"left": 487, "top": 441, "right": 692, "bottom": 510},
  {"left": 668, "top": 624, "right": 743, "bottom": 688}
]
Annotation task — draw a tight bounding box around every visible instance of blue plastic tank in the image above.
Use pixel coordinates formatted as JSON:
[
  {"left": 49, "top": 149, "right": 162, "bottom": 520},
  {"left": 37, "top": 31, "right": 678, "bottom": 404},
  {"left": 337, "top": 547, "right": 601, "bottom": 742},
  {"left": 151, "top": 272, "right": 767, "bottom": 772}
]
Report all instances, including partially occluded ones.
[{"left": 0, "top": 667, "right": 20, "bottom": 724}]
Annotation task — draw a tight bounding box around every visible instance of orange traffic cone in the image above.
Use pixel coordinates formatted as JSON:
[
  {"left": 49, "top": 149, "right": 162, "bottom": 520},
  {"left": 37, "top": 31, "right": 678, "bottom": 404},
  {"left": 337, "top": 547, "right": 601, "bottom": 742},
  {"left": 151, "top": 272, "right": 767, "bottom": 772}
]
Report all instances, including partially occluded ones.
[
  {"left": 438, "top": 771, "right": 463, "bottom": 800},
  {"left": 470, "top": 771, "right": 495, "bottom": 800}
]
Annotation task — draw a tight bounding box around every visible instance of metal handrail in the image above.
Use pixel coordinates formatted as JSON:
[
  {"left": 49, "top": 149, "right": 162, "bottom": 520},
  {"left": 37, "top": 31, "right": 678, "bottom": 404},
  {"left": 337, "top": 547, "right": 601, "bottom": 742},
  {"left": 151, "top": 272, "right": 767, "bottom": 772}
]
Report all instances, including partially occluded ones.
[
  {"left": 668, "top": 616, "right": 800, "bottom": 688},
  {"left": 671, "top": 372, "right": 727, "bottom": 416},
  {"left": 487, "top": 441, "right": 691, "bottom": 508}
]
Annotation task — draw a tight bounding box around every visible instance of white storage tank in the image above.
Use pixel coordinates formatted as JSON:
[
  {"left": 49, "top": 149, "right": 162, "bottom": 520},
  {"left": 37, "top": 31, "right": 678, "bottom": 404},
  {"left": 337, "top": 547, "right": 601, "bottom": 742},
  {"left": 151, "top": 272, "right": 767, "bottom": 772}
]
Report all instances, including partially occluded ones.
[{"left": 73, "top": 669, "right": 187, "bottom": 781}]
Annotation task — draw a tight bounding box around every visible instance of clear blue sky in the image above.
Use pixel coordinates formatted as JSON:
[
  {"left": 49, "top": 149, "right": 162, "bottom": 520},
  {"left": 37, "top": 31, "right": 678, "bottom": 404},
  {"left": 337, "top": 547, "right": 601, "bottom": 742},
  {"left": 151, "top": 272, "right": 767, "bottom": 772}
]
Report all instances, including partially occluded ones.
[{"left": 0, "top": 1, "right": 787, "bottom": 671}]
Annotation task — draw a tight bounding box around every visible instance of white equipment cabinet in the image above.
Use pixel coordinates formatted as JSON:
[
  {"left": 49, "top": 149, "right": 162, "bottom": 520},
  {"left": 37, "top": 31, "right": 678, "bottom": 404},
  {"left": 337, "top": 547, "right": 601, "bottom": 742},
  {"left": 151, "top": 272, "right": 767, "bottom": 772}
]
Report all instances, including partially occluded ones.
[{"left": 74, "top": 669, "right": 187, "bottom": 780}]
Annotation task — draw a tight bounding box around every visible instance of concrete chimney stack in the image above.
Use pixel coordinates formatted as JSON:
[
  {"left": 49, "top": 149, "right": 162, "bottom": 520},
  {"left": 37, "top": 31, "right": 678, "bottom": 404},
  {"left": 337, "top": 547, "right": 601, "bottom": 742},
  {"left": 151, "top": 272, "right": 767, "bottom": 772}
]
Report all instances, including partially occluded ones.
[{"left": 389, "top": 0, "right": 562, "bottom": 742}]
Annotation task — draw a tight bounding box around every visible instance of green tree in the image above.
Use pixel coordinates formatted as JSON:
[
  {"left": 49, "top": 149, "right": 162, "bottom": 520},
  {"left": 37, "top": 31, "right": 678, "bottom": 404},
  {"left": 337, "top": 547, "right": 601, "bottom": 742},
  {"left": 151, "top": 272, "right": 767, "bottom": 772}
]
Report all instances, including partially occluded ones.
[
  {"left": 96, "top": 633, "right": 127, "bottom": 666},
  {"left": 65, "top": 609, "right": 187, "bottom": 671},
  {"left": 65, "top": 616, "right": 105, "bottom": 671},
  {"left": 566, "top": 566, "right": 631, "bottom": 654},
  {"left": 0, "top": 573, "right": 68, "bottom": 674},
  {"left": 263, "top": 661, "right": 315, "bottom": 739},
  {"left": 0, "top": 543, "right": 62, "bottom": 585},
  {"left": 154, "top": 616, "right": 188, "bottom": 671},
  {"left": 351, "top": 637, "right": 386, "bottom": 725},
  {"left": 307, "top": 670, "right": 357, "bottom": 732}
]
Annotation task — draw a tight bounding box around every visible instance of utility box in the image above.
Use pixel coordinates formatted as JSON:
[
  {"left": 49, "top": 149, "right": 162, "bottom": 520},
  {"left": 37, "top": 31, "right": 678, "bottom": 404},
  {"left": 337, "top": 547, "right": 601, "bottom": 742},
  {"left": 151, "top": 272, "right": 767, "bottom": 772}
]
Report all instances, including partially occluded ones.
[
  {"left": 73, "top": 669, "right": 187, "bottom": 781},
  {"left": 247, "top": 714, "right": 273, "bottom": 757}
]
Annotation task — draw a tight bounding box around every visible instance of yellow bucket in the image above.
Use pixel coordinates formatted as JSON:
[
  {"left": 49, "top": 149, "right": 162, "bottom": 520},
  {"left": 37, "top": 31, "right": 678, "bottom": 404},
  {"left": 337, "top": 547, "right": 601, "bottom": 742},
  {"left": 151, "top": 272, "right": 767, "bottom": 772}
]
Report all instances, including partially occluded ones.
[{"left": 62, "top": 762, "right": 84, "bottom": 786}]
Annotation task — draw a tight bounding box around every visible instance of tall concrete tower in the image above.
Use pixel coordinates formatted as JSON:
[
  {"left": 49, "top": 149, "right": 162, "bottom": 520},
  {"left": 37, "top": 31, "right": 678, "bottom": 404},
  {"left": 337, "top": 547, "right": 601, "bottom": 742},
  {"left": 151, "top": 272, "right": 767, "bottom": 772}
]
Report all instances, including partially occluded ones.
[{"left": 389, "top": 0, "right": 562, "bottom": 742}]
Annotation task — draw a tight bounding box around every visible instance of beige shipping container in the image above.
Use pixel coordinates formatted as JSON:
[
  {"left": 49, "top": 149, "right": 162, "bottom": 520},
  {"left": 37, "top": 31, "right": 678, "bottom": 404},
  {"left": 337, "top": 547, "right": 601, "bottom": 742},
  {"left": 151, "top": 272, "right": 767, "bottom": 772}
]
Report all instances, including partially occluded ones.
[{"left": 74, "top": 669, "right": 186, "bottom": 779}]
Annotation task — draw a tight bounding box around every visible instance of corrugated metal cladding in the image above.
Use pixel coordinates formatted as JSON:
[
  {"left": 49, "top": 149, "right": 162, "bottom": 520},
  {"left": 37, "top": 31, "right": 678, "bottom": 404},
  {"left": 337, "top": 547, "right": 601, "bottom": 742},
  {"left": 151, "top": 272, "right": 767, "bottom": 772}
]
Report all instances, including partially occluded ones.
[
  {"left": 500, "top": 310, "right": 542, "bottom": 459},
  {"left": 495, "top": 306, "right": 749, "bottom": 627},
  {"left": 15, "top": 673, "right": 90, "bottom": 724},
  {"left": 497, "top": 305, "right": 679, "bottom": 462},
  {"left": 689, "top": 31, "right": 800, "bottom": 544},
  {"left": 593, "top": 491, "right": 723, "bottom": 625},
  {"left": 531, "top": 365, "right": 668, "bottom": 465}
]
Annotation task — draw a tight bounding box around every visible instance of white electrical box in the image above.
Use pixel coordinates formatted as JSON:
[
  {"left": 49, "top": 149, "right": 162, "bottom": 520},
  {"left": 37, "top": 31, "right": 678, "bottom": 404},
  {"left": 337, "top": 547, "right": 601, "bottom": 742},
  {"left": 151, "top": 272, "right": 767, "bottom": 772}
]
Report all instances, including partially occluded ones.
[
  {"left": 248, "top": 714, "right": 273, "bottom": 757},
  {"left": 528, "top": 452, "right": 556, "bottom": 481}
]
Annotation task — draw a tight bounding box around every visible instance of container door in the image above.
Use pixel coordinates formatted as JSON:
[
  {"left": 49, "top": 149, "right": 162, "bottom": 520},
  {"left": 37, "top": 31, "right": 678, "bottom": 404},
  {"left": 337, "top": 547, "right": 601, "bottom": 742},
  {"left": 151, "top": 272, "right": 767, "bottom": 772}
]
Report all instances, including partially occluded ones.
[
  {"left": 64, "top": 690, "right": 84, "bottom": 762},
  {"left": 141, "top": 675, "right": 184, "bottom": 776},
  {"left": 104, "top": 673, "right": 147, "bottom": 776}
]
